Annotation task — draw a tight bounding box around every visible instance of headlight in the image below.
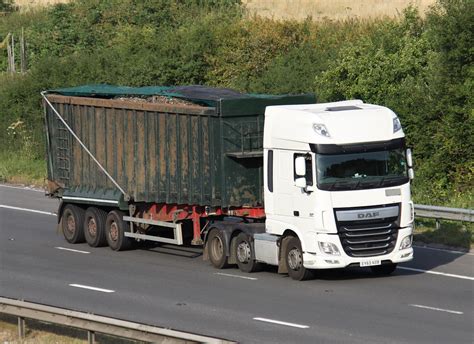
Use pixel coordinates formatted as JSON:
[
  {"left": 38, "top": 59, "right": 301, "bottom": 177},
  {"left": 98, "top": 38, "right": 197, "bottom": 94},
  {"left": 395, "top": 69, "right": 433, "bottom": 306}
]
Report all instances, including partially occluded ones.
[
  {"left": 399, "top": 235, "right": 413, "bottom": 250},
  {"left": 318, "top": 242, "right": 340, "bottom": 255},
  {"left": 393, "top": 117, "right": 402, "bottom": 133}
]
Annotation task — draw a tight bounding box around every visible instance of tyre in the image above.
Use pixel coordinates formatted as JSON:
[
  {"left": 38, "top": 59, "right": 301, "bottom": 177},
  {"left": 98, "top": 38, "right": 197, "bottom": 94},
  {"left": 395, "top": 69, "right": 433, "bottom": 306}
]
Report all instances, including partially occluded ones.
[
  {"left": 235, "top": 232, "right": 262, "bottom": 273},
  {"left": 61, "top": 204, "right": 85, "bottom": 244},
  {"left": 285, "top": 236, "right": 314, "bottom": 281},
  {"left": 207, "top": 229, "right": 229, "bottom": 269},
  {"left": 105, "top": 210, "right": 133, "bottom": 251},
  {"left": 84, "top": 207, "right": 108, "bottom": 247},
  {"left": 370, "top": 263, "right": 397, "bottom": 276}
]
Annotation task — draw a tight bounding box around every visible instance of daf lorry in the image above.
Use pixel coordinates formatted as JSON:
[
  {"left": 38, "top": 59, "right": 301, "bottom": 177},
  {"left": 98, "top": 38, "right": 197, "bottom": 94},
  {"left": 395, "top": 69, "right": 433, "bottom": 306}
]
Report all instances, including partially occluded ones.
[{"left": 43, "top": 85, "right": 414, "bottom": 280}]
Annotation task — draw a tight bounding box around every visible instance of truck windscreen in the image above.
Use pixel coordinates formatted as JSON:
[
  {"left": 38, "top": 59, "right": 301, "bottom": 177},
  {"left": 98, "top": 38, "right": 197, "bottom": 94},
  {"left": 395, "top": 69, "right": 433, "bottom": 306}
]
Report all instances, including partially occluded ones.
[{"left": 316, "top": 148, "right": 408, "bottom": 191}]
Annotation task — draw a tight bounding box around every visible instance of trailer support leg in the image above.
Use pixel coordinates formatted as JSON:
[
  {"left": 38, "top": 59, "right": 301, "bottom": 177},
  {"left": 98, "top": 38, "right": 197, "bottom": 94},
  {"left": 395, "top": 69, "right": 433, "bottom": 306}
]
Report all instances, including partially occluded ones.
[{"left": 191, "top": 208, "right": 203, "bottom": 246}]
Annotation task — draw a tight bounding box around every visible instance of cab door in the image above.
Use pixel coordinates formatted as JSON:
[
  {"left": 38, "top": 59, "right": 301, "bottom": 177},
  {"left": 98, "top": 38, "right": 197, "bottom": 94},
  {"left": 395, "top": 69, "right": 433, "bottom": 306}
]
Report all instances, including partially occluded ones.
[{"left": 265, "top": 150, "right": 316, "bottom": 234}]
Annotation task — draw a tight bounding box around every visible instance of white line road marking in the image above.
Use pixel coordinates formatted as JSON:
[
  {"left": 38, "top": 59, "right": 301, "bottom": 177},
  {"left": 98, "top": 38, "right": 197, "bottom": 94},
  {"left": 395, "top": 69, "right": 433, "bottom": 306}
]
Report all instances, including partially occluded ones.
[
  {"left": 214, "top": 272, "right": 258, "bottom": 280},
  {"left": 413, "top": 245, "right": 474, "bottom": 256},
  {"left": 0, "top": 205, "right": 56, "bottom": 216},
  {"left": 398, "top": 267, "right": 474, "bottom": 281},
  {"left": 69, "top": 284, "right": 115, "bottom": 293},
  {"left": 56, "top": 247, "right": 90, "bottom": 254},
  {"left": 410, "top": 304, "right": 464, "bottom": 315},
  {"left": 0, "top": 184, "right": 44, "bottom": 192},
  {"left": 253, "top": 317, "right": 309, "bottom": 329}
]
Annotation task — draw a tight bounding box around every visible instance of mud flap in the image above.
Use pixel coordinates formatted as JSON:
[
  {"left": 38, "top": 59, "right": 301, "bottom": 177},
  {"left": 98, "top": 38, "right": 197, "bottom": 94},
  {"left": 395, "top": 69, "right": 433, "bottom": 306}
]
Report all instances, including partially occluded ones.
[
  {"left": 228, "top": 236, "right": 238, "bottom": 265},
  {"left": 278, "top": 236, "right": 291, "bottom": 274},
  {"left": 203, "top": 243, "right": 209, "bottom": 261}
]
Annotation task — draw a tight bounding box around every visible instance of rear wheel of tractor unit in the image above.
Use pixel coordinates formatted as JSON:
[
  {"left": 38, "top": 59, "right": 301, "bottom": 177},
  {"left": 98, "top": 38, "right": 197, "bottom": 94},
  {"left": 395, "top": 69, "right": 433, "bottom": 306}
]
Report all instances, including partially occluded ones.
[
  {"left": 84, "top": 207, "right": 108, "bottom": 247},
  {"left": 235, "top": 232, "right": 262, "bottom": 273},
  {"left": 285, "top": 236, "right": 314, "bottom": 281},
  {"left": 207, "top": 229, "right": 229, "bottom": 269},
  {"left": 61, "top": 204, "right": 86, "bottom": 244},
  {"left": 370, "top": 263, "right": 397, "bottom": 276},
  {"left": 105, "top": 210, "right": 133, "bottom": 251}
]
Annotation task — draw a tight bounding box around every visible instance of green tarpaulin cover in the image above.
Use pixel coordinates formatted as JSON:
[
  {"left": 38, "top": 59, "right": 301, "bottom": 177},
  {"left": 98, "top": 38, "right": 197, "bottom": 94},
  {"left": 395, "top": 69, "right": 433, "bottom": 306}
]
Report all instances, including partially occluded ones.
[{"left": 48, "top": 84, "right": 288, "bottom": 107}]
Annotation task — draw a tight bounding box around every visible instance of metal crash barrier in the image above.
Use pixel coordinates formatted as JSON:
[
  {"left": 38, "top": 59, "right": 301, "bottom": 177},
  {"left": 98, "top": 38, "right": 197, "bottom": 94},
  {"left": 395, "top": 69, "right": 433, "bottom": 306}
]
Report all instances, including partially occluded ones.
[{"left": 0, "top": 297, "right": 235, "bottom": 344}]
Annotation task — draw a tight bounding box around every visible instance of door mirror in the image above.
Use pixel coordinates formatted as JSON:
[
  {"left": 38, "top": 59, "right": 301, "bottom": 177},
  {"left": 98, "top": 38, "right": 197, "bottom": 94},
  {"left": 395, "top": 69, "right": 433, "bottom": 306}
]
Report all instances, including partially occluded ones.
[
  {"left": 295, "top": 177, "right": 306, "bottom": 188},
  {"left": 406, "top": 148, "right": 413, "bottom": 168},
  {"left": 408, "top": 168, "right": 415, "bottom": 180},
  {"left": 295, "top": 156, "right": 306, "bottom": 176}
]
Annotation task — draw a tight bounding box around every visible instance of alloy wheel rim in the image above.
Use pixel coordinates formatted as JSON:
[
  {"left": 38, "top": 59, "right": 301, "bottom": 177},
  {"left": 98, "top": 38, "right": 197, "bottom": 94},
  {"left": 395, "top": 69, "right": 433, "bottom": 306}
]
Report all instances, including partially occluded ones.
[
  {"left": 288, "top": 247, "right": 302, "bottom": 271},
  {"left": 237, "top": 241, "right": 251, "bottom": 263}
]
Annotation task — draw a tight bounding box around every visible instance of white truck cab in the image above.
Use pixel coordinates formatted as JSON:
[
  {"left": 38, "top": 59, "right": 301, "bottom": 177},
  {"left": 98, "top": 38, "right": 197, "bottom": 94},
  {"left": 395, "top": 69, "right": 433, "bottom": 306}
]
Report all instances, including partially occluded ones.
[{"left": 257, "top": 100, "right": 414, "bottom": 279}]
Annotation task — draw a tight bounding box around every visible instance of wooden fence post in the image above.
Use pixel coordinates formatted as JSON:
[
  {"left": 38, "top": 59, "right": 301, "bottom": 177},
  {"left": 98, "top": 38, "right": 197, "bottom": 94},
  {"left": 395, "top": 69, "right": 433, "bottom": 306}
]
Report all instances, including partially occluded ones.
[{"left": 20, "top": 28, "right": 26, "bottom": 73}]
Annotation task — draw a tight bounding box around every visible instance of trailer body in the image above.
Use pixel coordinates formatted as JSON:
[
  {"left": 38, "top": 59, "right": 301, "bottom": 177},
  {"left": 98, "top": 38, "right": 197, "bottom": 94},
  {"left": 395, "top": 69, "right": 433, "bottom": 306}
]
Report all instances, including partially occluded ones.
[{"left": 45, "top": 86, "right": 315, "bottom": 208}]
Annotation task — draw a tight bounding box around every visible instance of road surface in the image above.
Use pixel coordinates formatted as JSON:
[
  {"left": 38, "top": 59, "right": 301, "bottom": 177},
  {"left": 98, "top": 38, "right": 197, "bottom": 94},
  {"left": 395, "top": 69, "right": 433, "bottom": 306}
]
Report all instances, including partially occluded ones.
[{"left": 1, "top": 184, "right": 473, "bottom": 343}]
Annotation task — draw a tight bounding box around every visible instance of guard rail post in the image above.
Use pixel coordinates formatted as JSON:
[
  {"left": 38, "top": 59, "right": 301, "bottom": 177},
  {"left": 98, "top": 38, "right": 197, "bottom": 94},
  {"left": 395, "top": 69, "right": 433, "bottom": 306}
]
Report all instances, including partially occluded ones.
[{"left": 18, "top": 316, "right": 25, "bottom": 339}]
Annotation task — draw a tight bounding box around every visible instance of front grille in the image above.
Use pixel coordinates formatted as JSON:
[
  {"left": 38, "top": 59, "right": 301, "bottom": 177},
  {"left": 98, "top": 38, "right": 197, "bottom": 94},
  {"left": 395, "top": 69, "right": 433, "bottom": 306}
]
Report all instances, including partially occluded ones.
[{"left": 335, "top": 205, "right": 400, "bottom": 257}]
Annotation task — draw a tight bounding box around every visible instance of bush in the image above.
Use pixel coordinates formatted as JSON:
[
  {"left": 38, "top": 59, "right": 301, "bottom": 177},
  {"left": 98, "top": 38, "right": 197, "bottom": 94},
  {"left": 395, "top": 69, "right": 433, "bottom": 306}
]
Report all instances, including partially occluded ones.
[
  {"left": 0, "top": 0, "right": 471, "bottom": 207},
  {"left": 315, "top": 3, "right": 473, "bottom": 205}
]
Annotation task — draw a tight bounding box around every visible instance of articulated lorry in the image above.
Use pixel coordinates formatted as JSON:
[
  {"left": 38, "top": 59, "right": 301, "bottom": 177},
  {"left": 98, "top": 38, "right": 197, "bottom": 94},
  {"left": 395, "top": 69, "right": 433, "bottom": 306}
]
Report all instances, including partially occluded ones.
[{"left": 43, "top": 85, "right": 414, "bottom": 280}]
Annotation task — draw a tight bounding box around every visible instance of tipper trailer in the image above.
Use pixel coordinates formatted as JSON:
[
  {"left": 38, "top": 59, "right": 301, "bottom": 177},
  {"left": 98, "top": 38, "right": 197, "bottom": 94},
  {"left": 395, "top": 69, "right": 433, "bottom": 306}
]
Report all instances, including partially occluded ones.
[{"left": 43, "top": 85, "right": 414, "bottom": 280}]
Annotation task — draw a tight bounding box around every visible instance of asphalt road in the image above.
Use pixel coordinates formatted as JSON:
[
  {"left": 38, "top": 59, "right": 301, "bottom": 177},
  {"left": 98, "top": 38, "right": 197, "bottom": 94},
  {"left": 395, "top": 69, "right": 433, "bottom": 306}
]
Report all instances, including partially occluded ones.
[{"left": 1, "top": 184, "right": 473, "bottom": 343}]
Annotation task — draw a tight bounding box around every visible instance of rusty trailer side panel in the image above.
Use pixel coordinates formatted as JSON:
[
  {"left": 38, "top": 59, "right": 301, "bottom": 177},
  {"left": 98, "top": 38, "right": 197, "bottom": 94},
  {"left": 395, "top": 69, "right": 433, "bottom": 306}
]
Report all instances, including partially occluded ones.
[{"left": 44, "top": 90, "right": 316, "bottom": 208}]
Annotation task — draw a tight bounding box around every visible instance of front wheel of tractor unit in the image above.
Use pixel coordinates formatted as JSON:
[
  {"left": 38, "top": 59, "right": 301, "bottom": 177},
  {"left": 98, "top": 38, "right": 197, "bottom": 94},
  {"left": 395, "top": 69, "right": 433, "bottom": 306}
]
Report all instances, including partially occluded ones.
[{"left": 285, "top": 236, "right": 314, "bottom": 281}]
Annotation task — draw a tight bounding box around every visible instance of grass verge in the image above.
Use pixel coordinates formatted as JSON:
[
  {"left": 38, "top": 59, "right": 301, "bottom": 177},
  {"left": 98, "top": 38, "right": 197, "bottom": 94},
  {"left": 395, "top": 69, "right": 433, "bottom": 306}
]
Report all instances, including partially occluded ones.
[
  {"left": 414, "top": 219, "right": 473, "bottom": 250},
  {"left": 0, "top": 152, "right": 46, "bottom": 187},
  {"left": 0, "top": 314, "right": 143, "bottom": 343}
]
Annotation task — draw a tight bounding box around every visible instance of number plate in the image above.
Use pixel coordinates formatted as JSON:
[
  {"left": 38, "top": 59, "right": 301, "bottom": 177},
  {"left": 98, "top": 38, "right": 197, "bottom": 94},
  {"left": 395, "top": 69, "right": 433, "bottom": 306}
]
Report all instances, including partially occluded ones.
[{"left": 360, "top": 259, "right": 381, "bottom": 267}]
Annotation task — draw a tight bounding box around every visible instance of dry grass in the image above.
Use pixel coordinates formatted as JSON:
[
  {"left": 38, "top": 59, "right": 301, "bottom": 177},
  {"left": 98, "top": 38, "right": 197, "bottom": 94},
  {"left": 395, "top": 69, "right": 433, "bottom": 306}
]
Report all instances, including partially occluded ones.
[
  {"left": 0, "top": 314, "right": 143, "bottom": 344},
  {"left": 13, "top": 0, "right": 436, "bottom": 20},
  {"left": 242, "top": 0, "right": 436, "bottom": 20},
  {"left": 13, "top": 0, "right": 71, "bottom": 10}
]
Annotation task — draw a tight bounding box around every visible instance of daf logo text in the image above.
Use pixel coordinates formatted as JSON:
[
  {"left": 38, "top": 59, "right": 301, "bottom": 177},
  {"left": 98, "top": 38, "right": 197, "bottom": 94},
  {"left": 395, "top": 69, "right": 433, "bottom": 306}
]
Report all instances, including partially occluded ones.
[{"left": 357, "top": 211, "right": 380, "bottom": 219}]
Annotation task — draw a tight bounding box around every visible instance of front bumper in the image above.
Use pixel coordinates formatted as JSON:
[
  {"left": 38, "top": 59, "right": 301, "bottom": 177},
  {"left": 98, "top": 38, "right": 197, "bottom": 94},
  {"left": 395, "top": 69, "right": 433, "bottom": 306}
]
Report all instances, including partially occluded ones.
[{"left": 303, "top": 226, "right": 413, "bottom": 269}]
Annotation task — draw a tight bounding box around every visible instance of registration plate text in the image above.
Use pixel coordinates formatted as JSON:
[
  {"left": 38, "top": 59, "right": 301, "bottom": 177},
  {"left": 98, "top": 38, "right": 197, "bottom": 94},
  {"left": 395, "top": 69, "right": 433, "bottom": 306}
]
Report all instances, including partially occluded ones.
[{"left": 360, "top": 259, "right": 381, "bottom": 267}]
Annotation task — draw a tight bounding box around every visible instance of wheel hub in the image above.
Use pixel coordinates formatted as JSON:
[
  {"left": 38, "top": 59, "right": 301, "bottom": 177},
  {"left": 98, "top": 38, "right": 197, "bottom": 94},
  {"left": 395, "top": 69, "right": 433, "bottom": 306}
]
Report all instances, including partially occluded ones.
[
  {"left": 66, "top": 214, "right": 75, "bottom": 233},
  {"left": 210, "top": 236, "right": 223, "bottom": 260},
  {"left": 109, "top": 222, "right": 119, "bottom": 242},
  {"left": 236, "top": 241, "right": 251, "bottom": 263},
  {"left": 288, "top": 247, "right": 302, "bottom": 271},
  {"left": 88, "top": 218, "right": 97, "bottom": 237}
]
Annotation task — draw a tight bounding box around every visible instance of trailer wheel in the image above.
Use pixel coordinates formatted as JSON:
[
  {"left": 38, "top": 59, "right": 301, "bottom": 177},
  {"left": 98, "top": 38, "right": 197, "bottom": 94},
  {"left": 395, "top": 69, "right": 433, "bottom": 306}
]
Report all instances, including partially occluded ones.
[
  {"left": 235, "top": 232, "right": 262, "bottom": 273},
  {"left": 285, "top": 236, "right": 314, "bottom": 281},
  {"left": 370, "top": 263, "right": 397, "bottom": 276},
  {"left": 207, "top": 229, "right": 229, "bottom": 269},
  {"left": 61, "top": 204, "right": 85, "bottom": 244},
  {"left": 105, "top": 210, "right": 133, "bottom": 251},
  {"left": 84, "top": 207, "right": 108, "bottom": 247}
]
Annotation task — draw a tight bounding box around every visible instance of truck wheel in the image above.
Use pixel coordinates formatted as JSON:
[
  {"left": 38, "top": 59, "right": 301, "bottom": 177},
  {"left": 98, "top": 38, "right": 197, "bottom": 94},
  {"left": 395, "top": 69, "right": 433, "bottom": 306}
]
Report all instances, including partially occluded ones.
[
  {"left": 61, "top": 204, "right": 85, "bottom": 244},
  {"left": 207, "top": 229, "right": 229, "bottom": 269},
  {"left": 285, "top": 236, "right": 314, "bottom": 281},
  {"left": 84, "top": 207, "right": 108, "bottom": 247},
  {"left": 370, "top": 263, "right": 397, "bottom": 276},
  {"left": 235, "top": 232, "right": 262, "bottom": 273},
  {"left": 105, "top": 210, "right": 133, "bottom": 251}
]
